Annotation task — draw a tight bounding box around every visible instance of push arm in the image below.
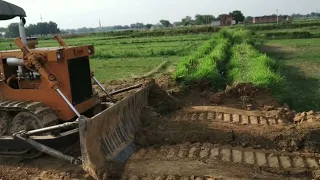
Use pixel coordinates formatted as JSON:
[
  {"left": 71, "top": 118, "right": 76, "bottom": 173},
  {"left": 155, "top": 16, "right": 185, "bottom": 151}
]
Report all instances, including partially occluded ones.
[{"left": 14, "top": 37, "right": 59, "bottom": 90}]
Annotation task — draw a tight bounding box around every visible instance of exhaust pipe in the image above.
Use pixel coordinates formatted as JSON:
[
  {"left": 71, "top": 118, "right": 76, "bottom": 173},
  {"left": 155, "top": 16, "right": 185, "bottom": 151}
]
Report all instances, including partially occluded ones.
[
  {"left": 7, "top": 58, "right": 24, "bottom": 66},
  {"left": 18, "top": 18, "right": 27, "bottom": 46}
]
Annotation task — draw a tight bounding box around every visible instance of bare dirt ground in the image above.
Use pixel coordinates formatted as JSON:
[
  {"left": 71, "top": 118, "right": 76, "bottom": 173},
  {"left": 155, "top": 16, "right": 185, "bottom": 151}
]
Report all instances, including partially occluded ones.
[{"left": 1, "top": 74, "right": 320, "bottom": 180}]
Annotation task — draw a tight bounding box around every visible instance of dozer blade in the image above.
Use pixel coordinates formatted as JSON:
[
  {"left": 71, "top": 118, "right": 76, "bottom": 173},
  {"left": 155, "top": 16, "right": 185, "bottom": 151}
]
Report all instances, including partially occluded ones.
[{"left": 78, "top": 80, "right": 154, "bottom": 179}]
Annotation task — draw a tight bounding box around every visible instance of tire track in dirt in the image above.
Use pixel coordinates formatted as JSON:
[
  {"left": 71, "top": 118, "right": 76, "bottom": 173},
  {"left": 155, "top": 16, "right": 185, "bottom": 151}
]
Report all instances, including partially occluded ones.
[
  {"left": 129, "top": 105, "right": 320, "bottom": 180},
  {"left": 131, "top": 143, "right": 320, "bottom": 171},
  {"left": 171, "top": 106, "right": 320, "bottom": 127},
  {"left": 171, "top": 106, "right": 292, "bottom": 126},
  {"left": 139, "top": 106, "right": 320, "bottom": 152},
  {"left": 123, "top": 143, "right": 313, "bottom": 179}
]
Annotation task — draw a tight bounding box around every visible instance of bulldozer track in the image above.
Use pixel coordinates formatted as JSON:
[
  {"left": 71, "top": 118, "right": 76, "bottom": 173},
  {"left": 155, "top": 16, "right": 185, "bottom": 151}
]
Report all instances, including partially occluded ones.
[
  {"left": 0, "top": 100, "right": 58, "bottom": 127},
  {"left": 0, "top": 100, "right": 59, "bottom": 158},
  {"left": 121, "top": 175, "right": 217, "bottom": 180},
  {"left": 171, "top": 106, "right": 290, "bottom": 126},
  {"left": 131, "top": 143, "right": 320, "bottom": 171}
]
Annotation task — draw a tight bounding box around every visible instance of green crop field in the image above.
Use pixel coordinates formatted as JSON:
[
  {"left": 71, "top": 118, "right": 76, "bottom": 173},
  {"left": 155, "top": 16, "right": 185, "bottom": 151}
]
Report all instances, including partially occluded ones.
[
  {"left": 258, "top": 38, "right": 320, "bottom": 111},
  {"left": 0, "top": 34, "right": 212, "bottom": 82},
  {"left": 1, "top": 23, "right": 320, "bottom": 112}
]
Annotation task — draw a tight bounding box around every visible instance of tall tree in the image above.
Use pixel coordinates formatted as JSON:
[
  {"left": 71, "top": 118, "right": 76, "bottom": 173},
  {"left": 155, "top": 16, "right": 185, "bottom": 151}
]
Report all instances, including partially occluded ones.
[
  {"left": 244, "top": 16, "right": 253, "bottom": 23},
  {"left": 229, "top": 10, "right": 245, "bottom": 24},
  {"left": 195, "top": 14, "right": 215, "bottom": 25},
  {"left": 159, "top": 19, "right": 172, "bottom": 27},
  {"left": 48, "top": 21, "right": 60, "bottom": 34},
  {"left": 5, "top": 23, "right": 19, "bottom": 38},
  {"left": 202, "top": 15, "right": 215, "bottom": 24},
  {"left": 195, "top": 14, "right": 205, "bottom": 25},
  {"left": 36, "top": 22, "right": 50, "bottom": 35},
  {"left": 181, "top": 16, "right": 193, "bottom": 26},
  {"left": 145, "top": 24, "right": 153, "bottom": 29},
  {"left": 26, "top": 24, "right": 38, "bottom": 35},
  {"left": 135, "top": 22, "right": 145, "bottom": 28},
  {"left": 123, "top": 25, "right": 130, "bottom": 29},
  {"left": 130, "top": 23, "right": 136, "bottom": 29}
]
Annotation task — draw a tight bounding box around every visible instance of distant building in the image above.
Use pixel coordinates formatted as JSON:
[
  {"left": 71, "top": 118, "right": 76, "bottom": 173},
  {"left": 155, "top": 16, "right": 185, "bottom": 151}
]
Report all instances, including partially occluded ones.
[
  {"left": 220, "top": 14, "right": 234, "bottom": 26},
  {"left": 253, "top": 15, "right": 286, "bottom": 24},
  {"left": 211, "top": 21, "right": 220, "bottom": 26},
  {"left": 211, "top": 14, "right": 235, "bottom": 26}
]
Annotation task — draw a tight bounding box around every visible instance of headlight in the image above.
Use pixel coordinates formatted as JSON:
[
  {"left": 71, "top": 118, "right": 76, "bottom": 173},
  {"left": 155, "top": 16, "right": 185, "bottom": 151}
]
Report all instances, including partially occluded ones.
[{"left": 56, "top": 52, "right": 62, "bottom": 60}]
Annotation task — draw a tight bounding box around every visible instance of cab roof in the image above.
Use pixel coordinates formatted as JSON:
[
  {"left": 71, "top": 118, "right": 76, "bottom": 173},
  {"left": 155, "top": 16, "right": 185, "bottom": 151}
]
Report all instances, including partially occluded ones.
[{"left": 0, "top": 0, "right": 26, "bottom": 20}]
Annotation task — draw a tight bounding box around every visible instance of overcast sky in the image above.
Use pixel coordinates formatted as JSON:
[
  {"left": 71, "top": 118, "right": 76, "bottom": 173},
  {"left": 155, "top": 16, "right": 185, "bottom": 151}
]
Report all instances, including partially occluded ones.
[{"left": 1, "top": 0, "right": 319, "bottom": 29}]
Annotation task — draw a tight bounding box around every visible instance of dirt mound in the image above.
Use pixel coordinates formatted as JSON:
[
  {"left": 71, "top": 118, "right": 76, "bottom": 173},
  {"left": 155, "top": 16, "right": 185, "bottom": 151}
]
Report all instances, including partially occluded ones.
[
  {"left": 294, "top": 110, "right": 320, "bottom": 124},
  {"left": 225, "top": 83, "right": 262, "bottom": 96},
  {"left": 223, "top": 82, "right": 282, "bottom": 110}
]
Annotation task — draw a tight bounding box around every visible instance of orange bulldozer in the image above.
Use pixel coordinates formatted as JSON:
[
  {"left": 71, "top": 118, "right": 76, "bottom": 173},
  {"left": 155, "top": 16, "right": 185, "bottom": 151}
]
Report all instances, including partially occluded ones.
[{"left": 0, "top": 1, "right": 153, "bottom": 179}]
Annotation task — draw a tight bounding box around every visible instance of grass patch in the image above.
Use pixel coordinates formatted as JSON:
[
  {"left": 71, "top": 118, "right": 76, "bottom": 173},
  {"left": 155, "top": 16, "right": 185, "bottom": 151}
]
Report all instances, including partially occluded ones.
[
  {"left": 192, "top": 36, "right": 231, "bottom": 87},
  {"left": 258, "top": 31, "right": 317, "bottom": 40},
  {"left": 242, "top": 21, "right": 320, "bottom": 31},
  {"left": 258, "top": 39, "right": 320, "bottom": 111},
  {"left": 90, "top": 57, "right": 180, "bottom": 82},
  {"left": 0, "top": 34, "right": 206, "bottom": 86},
  {"left": 227, "top": 42, "right": 288, "bottom": 102},
  {"left": 93, "top": 41, "right": 202, "bottom": 59},
  {"left": 173, "top": 30, "right": 232, "bottom": 88},
  {"left": 173, "top": 36, "right": 217, "bottom": 82},
  {"left": 227, "top": 43, "right": 283, "bottom": 87}
]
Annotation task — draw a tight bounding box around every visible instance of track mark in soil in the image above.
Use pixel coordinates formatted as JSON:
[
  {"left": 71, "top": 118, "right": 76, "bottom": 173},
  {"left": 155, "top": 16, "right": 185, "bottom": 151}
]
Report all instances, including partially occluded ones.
[
  {"left": 124, "top": 158, "right": 311, "bottom": 180},
  {"left": 171, "top": 106, "right": 293, "bottom": 126},
  {"left": 131, "top": 143, "right": 320, "bottom": 171},
  {"left": 122, "top": 174, "right": 218, "bottom": 180}
]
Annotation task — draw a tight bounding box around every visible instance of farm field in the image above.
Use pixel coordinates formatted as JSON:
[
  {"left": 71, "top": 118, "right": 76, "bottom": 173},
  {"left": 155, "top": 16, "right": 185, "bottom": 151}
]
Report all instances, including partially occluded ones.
[
  {"left": 258, "top": 38, "right": 320, "bottom": 111},
  {"left": 0, "top": 34, "right": 212, "bottom": 82},
  {"left": 3, "top": 26, "right": 320, "bottom": 180},
  {"left": 256, "top": 27, "right": 320, "bottom": 34}
]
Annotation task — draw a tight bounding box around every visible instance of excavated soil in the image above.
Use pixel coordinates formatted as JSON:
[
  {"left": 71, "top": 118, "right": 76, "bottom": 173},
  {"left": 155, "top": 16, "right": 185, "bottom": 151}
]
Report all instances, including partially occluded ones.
[{"left": 2, "top": 75, "right": 320, "bottom": 180}]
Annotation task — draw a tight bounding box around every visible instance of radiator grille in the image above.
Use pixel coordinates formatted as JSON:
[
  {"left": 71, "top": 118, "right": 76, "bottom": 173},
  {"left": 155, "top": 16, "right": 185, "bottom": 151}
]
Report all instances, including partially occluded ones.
[{"left": 67, "top": 56, "right": 93, "bottom": 105}]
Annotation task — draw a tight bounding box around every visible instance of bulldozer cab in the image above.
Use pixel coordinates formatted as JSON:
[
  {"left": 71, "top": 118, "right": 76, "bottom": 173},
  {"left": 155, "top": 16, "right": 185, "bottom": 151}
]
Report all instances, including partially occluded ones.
[
  {"left": 0, "top": 0, "right": 26, "bottom": 21},
  {"left": 0, "top": 0, "right": 40, "bottom": 50}
]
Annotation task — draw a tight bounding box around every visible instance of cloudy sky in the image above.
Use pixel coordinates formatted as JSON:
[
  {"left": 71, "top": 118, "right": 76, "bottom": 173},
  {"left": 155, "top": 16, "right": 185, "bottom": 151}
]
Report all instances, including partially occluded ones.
[{"left": 1, "top": 0, "right": 319, "bottom": 29}]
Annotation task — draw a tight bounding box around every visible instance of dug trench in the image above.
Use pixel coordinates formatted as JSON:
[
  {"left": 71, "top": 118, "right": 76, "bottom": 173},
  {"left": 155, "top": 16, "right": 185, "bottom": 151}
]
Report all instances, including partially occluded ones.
[{"left": 1, "top": 76, "right": 320, "bottom": 179}]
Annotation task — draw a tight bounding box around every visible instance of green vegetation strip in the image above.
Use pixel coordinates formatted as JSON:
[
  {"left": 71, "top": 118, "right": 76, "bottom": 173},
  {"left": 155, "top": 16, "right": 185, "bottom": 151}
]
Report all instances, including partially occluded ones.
[
  {"left": 173, "top": 31, "right": 232, "bottom": 87},
  {"left": 242, "top": 21, "right": 320, "bottom": 31},
  {"left": 173, "top": 28, "right": 288, "bottom": 103},
  {"left": 227, "top": 43, "right": 283, "bottom": 89},
  {"left": 141, "top": 60, "right": 168, "bottom": 78},
  {"left": 226, "top": 30, "right": 288, "bottom": 102},
  {"left": 257, "top": 31, "right": 320, "bottom": 40}
]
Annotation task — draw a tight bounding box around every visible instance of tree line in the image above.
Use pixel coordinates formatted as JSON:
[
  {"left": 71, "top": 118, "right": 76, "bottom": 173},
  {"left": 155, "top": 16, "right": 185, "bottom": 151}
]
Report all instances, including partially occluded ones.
[
  {"left": 1, "top": 10, "right": 319, "bottom": 37},
  {"left": 292, "top": 12, "right": 320, "bottom": 18},
  {"left": 1, "top": 21, "right": 60, "bottom": 38},
  {"left": 62, "top": 11, "right": 245, "bottom": 34}
]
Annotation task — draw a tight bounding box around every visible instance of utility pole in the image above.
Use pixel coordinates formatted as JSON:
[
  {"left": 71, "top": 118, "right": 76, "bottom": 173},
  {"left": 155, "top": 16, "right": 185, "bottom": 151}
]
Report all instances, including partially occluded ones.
[
  {"left": 40, "top": 14, "right": 43, "bottom": 22},
  {"left": 276, "top": 9, "right": 279, "bottom": 24}
]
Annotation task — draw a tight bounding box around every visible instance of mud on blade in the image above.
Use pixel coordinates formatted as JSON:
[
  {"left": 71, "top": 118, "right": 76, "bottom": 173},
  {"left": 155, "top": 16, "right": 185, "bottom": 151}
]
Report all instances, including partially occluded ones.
[{"left": 78, "top": 80, "right": 154, "bottom": 179}]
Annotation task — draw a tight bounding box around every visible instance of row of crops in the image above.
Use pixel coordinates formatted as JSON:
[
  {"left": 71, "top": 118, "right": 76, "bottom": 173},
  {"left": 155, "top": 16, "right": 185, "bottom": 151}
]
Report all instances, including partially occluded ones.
[{"left": 173, "top": 28, "right": 287, "bottom": 101}]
